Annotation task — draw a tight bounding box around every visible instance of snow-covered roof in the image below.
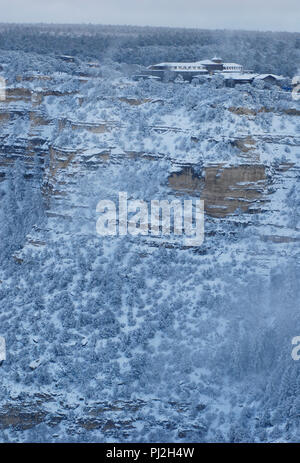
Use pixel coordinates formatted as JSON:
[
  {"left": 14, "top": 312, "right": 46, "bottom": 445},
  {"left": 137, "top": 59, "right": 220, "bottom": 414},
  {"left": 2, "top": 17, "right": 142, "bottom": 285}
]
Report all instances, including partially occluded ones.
[
  {"left": 197, "top": 59, "right": 215, "bottom": 65},
  {"left": 154, "top": 59, "right": 239, "bottom": 67},
  {"left": 148, "top": 62, "right": 208, "bottom": 71},
  {"left": 167, "top": 69, "right": 207, "bottom": 73},
  {"left": 150, "top": 59, "right": 244, "bottom": 69},
  {"left": 150, "top": 62, "right": 206, "bottom": 67},
  {"left": 223, "top": 63, "right": 243, "bottom": 67},
  {"left": 221, "top": 72, "right": 258, "bottom": 80},
  {"left": 134, "top": 74, "right": 161, "bottom": 80},
  {"left": 254, "top": 74, "right": 284, "bottom": 81},
  {"left": 192, "top": 69, "right": 209, "bottom": 74},
  {"left": 59, "top": 55, "right": 74, "bottom": 59}
]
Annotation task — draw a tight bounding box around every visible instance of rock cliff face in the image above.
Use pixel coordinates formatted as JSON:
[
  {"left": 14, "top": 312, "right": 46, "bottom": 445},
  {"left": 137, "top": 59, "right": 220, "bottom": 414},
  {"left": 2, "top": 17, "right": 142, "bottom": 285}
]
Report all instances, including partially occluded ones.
[{"left": 0, "top": 53, "right": 299, "bottom": 442}]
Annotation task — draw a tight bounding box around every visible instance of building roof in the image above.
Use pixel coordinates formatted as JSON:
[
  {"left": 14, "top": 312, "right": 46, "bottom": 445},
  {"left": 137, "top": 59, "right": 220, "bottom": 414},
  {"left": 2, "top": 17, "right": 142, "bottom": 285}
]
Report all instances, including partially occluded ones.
[
  {"left": 192, "top": 69, "right": 209, "bottom": 74},
  {"left": 254, "top": 74, "right": 284, "bottom": 81},
  {"left": 134, "top": 74, "right": 161, "bottom": 80},
  {"left": 221, "top": 72, "right": 258, "bottom": 80},
  {"left": 223, "top": 63, "right": 243, "bottom": 67},
  {"left": 197, "top": 59, "right": 216, "bottom": 65},
  {"left": 149, "top": 62, "right": 206, "bottom": 68},
  {"left": 150, "top": 58, "right": 245, "bottom": 70}
]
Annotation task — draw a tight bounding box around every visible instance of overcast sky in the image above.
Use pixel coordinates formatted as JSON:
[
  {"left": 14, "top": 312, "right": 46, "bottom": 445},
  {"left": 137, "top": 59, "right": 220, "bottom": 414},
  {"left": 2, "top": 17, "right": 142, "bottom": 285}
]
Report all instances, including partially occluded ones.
[{"left": 0, "top": 0, "right": 299, "bottom": 32}]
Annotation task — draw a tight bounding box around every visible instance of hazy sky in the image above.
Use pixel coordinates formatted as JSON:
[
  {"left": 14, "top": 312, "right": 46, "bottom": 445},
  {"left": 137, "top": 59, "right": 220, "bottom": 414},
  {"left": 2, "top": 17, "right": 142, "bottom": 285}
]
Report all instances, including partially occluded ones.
[{"left": 0, "top": 0, "right": 299, "bottom": 32}]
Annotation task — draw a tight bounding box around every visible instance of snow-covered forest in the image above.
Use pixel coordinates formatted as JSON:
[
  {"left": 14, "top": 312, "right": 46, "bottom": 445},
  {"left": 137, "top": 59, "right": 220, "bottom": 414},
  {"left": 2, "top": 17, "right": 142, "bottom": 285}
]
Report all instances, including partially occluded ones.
[
  {"left": 0, "top": 24, "right": 299, "bottom": 76},
  {"left": 0, "top": 24, "right": 299, "bottom": 442}
]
